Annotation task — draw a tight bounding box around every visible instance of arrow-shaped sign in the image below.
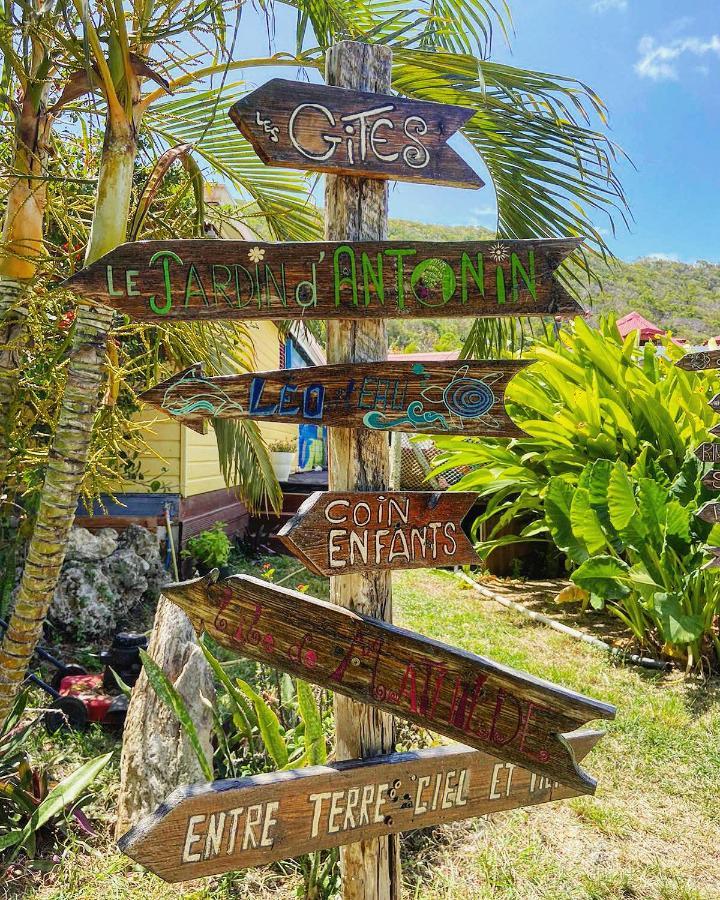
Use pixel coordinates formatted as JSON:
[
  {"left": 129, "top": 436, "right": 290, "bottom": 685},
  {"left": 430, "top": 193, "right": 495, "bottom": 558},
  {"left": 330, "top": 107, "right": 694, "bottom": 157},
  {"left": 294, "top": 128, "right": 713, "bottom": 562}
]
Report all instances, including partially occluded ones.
[
  {"left": 701, "top": 470, "right": 720, "bottom": 491},
  {"left": 163, "top": 572, "right": 616, "bottom": 793},
  {"left": 118, "top": 730, "right": 603, "bottom": 883},
  {"left": 139, "top": 360, "right": 529, "bottom": 437},
  {"left": 228, "top": 79, "right": 483, "bottom": 189},
  {"left": 702, "top": 548, "right": 720, "bottom": 571},
  {"left": 710, "top": 394, "right": 720, "bottom": 414},
  {"left": 278, "top": 491, "right": 478, "bottom": 576},
  {"left": 676, "top": 348, "right": 720, "bottom": 372},
  {"left": 60, "top": 238, "right": 584, "bottom": 322},
  {"left": 697, "top": 501, "right": 720, "bottom": 524},
  {"left": 710, "top": 423, "right": 720, "bottom": 438},
  {"left": 695, "top": 443, "right": 720, "bottom": 464}
]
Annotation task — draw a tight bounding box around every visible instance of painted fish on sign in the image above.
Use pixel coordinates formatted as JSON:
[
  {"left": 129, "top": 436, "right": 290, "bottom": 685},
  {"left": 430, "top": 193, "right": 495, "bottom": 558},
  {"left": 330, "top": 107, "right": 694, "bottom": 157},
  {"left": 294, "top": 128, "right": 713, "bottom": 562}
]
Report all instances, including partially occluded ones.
[
  {"left": 162, "top": 572, "right": 616, "bottom": 793},
  {"left": 228, "top": 79, "right": 483, "bottom": 189},
  {"left": 139, "top": 360, "right": 529, "bottom": 437},
  {"left": 59, "top": 238, "right": 584, "bottom": 323},
  {"left": 118, "top": 731, "right": 604, "bottom": 883},
  {"left": 278, "top": 491, "right": 478, "bottom": 575}
]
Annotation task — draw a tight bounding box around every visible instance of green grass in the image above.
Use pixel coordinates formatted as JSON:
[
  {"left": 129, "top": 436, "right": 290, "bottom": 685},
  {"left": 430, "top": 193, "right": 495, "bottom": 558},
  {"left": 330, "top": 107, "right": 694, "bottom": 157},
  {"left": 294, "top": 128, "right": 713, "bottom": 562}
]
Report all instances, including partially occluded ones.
[{"left": 9, "top": 567, "right": 720, "bottom": 899}]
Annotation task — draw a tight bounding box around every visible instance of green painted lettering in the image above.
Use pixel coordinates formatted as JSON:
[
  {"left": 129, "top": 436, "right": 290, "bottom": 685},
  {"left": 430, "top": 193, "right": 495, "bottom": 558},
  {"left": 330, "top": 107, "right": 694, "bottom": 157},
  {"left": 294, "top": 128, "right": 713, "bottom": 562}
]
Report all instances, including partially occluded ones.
[
  {"left": 184, "top": 264, "right": 209, "bottom": 307},
  {"left": 383, "top": 248, "right": 416, "bottom": 310},
  {"left": 125, "top": 270, "right": 140, "bottom": 296},
  {"left": 107, "top": 266, "right": 123, "bottom": 297},
  {"left": 264, "top": 263, "right": 287, "bottom": 308},
  {"left": 496, "top": 265, "right": 506, "bottom": 306},
  {"left": 361, "top": 252, "right": 384, "bottom": 307},
  {"left": 410, "top": 258, "right": 456, "bottom": 307},
  {"left": 511, "top": 250, "right": 536, "bottom": 302},
  {"left": 212, "top": 265, "right": 235, "bottom": 307},
  {"left": 460, "top": 253, "right": 484, "bottom": 303},
  {"left": 234, "top": 265, "right": 255, "bottom": 308},
  {"left": 295, "top": 256, "right": 320, "bottom": 308},
  {"left": 333, "top": 246, "right": 358, "bottom": 307},
  {"left": 148, "top": 250, "right": 183, "bottom": 316}
]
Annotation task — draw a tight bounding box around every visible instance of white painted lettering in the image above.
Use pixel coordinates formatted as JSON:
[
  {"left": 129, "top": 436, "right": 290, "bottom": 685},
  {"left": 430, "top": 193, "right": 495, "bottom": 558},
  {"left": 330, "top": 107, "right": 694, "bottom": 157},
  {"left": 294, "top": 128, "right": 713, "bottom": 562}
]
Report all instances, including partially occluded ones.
[
  {"left": 309, "top": 792, "right": 332, "bottom": 838},
  {"left": 182, "top": 814, "right": 205, "bottom": 863}
]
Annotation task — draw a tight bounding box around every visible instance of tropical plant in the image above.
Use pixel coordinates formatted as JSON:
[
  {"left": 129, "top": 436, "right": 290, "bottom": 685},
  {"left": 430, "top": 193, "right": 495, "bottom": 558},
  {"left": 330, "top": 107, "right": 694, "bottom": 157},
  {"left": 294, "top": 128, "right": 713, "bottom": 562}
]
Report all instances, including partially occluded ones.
[
  {"left": 0, "top": 689, "right": 112, "bottom": 861},
  {"left": 547, "top": 455, "right": 720, "bottom": 669},
  {"left": 182, "top": 522, "right": 233, "bottom": 570}
]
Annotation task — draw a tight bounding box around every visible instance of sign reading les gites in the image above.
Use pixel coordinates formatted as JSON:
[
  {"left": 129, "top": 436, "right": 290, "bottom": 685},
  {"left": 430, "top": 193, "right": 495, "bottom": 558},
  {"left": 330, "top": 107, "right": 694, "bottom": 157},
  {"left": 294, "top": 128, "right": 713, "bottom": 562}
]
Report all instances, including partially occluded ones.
[
  {"left": 60, "top": 238, "right": 584, "bottom": 323},
  {"left": 139, "top": 360, "right": 529, "bottom": 438},
  {"left": 278, "top": 491, "right": 479, "bottom": 576},
  {"left": 119, "top": 731, "right": 603, "bottom": 882},
  {"left": 229, "top": 79, "right": 483, "bottom": 189},
  {"left": 163, "top": 573, "right": 616, "bottom": 794}
]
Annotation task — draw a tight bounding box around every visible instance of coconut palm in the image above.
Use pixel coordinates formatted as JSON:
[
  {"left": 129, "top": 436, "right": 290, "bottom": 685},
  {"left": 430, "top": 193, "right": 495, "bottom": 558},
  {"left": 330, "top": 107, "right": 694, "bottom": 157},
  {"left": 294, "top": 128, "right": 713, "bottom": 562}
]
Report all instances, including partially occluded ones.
[{"left": 0, "top": 0, "right": 630, "bottom": 723}]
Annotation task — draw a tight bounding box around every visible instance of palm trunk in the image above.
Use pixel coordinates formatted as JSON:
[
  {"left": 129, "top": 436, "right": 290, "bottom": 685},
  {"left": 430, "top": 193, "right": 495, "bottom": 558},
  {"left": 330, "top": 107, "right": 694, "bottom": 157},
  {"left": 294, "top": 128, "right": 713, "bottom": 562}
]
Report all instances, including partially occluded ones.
[{"left": 0, "top": 117, "right": 137, "bottom": 723}]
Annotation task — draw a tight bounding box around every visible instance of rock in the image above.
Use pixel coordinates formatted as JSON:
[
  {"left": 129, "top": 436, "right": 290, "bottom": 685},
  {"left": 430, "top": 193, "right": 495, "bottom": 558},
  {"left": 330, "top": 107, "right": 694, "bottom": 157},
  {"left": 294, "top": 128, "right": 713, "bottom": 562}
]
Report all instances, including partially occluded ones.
[
  {"left": 115, "top": 595, "right": 215, "bottom": 838},
  {"left": 49, "top": 525, "right": 168, "bottom": 641}
]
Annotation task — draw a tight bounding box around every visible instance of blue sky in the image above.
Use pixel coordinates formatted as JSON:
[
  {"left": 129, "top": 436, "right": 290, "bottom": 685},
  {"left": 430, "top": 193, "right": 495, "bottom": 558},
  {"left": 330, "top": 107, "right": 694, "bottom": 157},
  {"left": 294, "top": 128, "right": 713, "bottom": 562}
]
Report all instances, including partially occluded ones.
[{"left": 236, "top": 2, "right": 719, "bottom": 264}]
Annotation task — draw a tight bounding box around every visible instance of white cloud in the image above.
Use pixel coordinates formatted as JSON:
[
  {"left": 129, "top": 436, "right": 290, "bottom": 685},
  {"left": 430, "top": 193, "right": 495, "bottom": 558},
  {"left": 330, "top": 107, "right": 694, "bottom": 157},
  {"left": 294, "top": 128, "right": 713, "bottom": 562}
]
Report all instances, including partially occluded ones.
[
  {"left": 470, "top": 205, "right": 497, "bottom": 224},
  {"left": 592, "top": 0, "right": 627, "bottom": 12},
  {"left": 635, "top": 34, "right": 720, "bottom": 80}
]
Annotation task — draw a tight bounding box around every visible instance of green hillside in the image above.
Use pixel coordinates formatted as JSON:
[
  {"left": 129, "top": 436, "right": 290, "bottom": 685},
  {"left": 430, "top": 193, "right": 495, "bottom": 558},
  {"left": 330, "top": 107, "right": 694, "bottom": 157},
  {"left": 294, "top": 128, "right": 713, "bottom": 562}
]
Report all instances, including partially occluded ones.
[{"left": 386, "top": 219, "right": 720, "bottom": 351}]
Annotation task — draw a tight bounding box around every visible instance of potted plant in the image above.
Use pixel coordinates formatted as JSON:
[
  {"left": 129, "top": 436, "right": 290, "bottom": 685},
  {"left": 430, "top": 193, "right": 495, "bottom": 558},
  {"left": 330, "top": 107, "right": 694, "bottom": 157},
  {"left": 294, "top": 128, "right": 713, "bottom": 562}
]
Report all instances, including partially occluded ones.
[
  {"left": 181, "top": 521, "right": 233, "bottom": 577},
  {"left": 268, "top": 438, "right": 297, "bottom": 481}
]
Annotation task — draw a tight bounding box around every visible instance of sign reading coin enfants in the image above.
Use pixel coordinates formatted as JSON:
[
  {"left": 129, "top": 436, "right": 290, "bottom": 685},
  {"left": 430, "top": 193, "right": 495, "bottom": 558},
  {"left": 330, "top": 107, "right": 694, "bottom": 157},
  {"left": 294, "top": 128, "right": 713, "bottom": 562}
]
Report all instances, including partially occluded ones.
[{"left": 61, "top": 239, "right": 583, "bottom": 322}]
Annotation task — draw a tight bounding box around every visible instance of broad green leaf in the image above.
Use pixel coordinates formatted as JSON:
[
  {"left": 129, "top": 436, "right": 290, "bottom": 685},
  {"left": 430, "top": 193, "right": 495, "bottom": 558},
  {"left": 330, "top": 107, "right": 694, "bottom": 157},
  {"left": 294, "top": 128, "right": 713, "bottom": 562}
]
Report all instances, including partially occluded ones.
[
  {"left": 235, "top": 678, "right": 289, "bottom": 769},
  {"left": 571, "top": 555, "right": 631, "bottom": 601},
  {"left": 545, "top": 477, "right": 589, "bottom": 564},
  {"left": 570, "top": 487, "right": 606, "bottom": 555},
  {"left": 653, "top": 593, "right": 704, "bottom": 645},
  {"left": 607, "top": 462, "right": 639, "bottom": 531}
]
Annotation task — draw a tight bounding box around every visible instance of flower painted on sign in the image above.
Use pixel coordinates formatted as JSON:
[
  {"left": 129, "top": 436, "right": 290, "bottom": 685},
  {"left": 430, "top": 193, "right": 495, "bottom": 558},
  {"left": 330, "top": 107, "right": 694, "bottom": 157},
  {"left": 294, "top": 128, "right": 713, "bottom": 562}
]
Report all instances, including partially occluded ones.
[
  {"left": 488, "top": 242, "right": 509, "bottom": 263},
  {"left": 248, "top": 247, "right": 265, "bottom": 263}
]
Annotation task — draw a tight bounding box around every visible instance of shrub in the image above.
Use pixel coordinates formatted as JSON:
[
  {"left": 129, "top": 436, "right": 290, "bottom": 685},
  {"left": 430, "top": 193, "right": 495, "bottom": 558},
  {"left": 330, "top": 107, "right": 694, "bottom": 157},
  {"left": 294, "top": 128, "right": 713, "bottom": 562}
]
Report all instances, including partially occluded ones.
[{"left": 182, "top": 522, "right": 232, "bottom": 569}]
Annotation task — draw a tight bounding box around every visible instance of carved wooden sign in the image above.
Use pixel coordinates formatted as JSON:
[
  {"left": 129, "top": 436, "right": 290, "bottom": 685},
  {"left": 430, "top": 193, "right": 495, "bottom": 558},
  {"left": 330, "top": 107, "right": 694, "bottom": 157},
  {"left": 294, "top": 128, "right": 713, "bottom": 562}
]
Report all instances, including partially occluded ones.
[
  {"left": 702, "top": 548, "right": 720, "bottom": 571},
  {"left": 695, "top": 443, "right": 720, "bottom": 464},
  {"left": 676, "top": 348, "right": 720, "bottom": 371},
  {"left": 710, "top": 423, "right": 720, "bottom": 438},
  {"left": 710, "top": 393, "right": 720, "bottom": 414},
  {"left": 118, "top": 730, "right": 603, "bottom": 882},
  {"left": 139, "top": 360, "right": 529, "bottom": 437},
  {"left": 278, "top": 491, "right": 478, "bottom": 576},
  {"left": 697, "top": 502, "right": 720, "bottom": 524},
  {"left": 163, "top": 573, "right": 616, "bottom": 793},
  {"left": 701, "top": 470, "right": 720, "bottom": 492},
  {"left": 60, "top": 238, "right": 584, "bottom": 322},
  {"left": 228, "top": 79, "right": 483, "bottom": 189}
]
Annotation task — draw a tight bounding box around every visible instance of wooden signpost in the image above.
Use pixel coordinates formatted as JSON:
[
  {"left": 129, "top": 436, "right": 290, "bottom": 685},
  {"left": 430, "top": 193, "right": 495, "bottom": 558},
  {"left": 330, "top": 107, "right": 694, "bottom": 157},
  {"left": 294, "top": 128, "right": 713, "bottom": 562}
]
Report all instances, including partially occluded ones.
[
  {"left": 701, "top": 470, "right": 720, "bottom": 491},
  {"left": 118, "top": 730, "right": 603, "bottom": 883},
  {"left": 139, "top": 360, "right": 528, "bottom": 437},
  {"left": 162, "top": 572, "right": 616, "bottom": 793},
  {"left": 228, "top": 79, "right": 484, "bottom": 190},
  {"left": 694, "top": 443, "right": 720, "bottom": 464},
  {"left": 697, "top": 501, "right": 720, "bottom": 525},
  {"left": 676, "top": 348, "right": 720, "bottom": 371},
  {"left": 710, "top": 393, "right": 720, "bottom": 414},
  {"left": 702, "top": 548, "right": 720, "bottom": 570},
  {"left": 278, "top": 491, "right": 479, "bottom": 576},
  {"left": 710, "top": 423, "right": 720, "bottom": 438},
  {"left": 60, "top": 238, "right": 584, "bottom": 323}
]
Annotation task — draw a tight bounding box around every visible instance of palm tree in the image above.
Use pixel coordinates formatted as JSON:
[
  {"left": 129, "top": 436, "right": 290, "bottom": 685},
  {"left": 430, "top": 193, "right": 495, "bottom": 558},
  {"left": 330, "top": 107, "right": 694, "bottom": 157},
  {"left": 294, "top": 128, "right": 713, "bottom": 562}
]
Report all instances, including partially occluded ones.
[{"left": 0, "top": 0, "right": 629, "bottom": 724}]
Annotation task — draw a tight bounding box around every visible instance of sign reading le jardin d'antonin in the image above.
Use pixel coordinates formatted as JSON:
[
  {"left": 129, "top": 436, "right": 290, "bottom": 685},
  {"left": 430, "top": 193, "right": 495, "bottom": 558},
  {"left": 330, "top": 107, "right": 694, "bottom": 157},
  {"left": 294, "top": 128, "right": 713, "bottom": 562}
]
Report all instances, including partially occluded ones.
[{"left": 61, "top": 238, "right": 584, "bottom": 323}]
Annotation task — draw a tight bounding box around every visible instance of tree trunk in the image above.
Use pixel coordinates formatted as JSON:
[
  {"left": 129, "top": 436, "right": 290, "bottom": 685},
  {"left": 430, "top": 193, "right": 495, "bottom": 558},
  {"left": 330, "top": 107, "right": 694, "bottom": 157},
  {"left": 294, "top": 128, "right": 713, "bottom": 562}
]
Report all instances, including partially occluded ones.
[
  {"left": 325, "top": 41, "right": 401, "bottom": 900},
  {"left": 115, "top": 595, "right": 215, "bottom": 838},
  {"left": 0, "top": 117, "right": 137, "bottom": 724}
]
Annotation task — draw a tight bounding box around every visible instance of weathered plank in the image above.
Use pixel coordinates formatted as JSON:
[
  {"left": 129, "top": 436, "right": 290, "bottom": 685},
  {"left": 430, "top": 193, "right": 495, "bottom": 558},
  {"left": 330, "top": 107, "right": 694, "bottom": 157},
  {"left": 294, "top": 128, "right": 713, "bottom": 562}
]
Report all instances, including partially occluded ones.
[
  {"left": 695, "top": 443, "right": 720, "bottom": 464},
  {"left": 118, "top": 730, "right": 604, "bottom": 883},
  {"left": 697, "top": 501, "right": 720, "bottom": 524},
  {"left": 701, "top": 470, "right": 720, "bottom": 492},
  {"left": 228, "top": 79, "right": 483, "bottom": 189},
  {"left": 676, "top": 348, "right": 720, "bottom": 372},
  {"left": 60, "top": 238, "right": 584, "bottom": 322},
  {"left": 139, "top": 360, "right": 528, "bottom": 437},
  {"left": 278, "top": 491, "right": 479, "bottom": 576},
  {"left": 709, "top": 422, "right": 720, "bottom": 438},
  {"left": 162, "top": 573, "right": 616, "bottom": 793},
  {"left": 702, "top": 548, "right": 720, "bottom": 571},
  {"left": 710, "top": 393, "right": 720, "bottom": 414}
]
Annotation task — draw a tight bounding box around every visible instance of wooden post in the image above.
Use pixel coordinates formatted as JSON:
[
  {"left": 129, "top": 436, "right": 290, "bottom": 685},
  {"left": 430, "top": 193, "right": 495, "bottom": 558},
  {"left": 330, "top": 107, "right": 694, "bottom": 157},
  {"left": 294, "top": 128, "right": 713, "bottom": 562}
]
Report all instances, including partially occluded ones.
[{"left": 324, "top": 41, "right": 400, "bottom": 900}]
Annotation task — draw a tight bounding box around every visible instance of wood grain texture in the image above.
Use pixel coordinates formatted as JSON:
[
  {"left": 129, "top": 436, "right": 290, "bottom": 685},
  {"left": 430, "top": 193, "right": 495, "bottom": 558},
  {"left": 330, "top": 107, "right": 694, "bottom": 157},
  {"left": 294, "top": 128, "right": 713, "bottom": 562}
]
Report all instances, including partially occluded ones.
[
  {"left": 676, "top": 348, "right": 720, "bottom": 371},
  {"left": 277, "top": 491, "right": 479, "bottom": 576},
  {"left": 701, "top": 470, "right": 720, "bottom": 491},
  {"left": 162, "top": 572, "right": 616, "bottom": 794},
  {"left": 695, "top": 442, "right": 720, "bottom": 463},
  {"left": 118, "top": 730, "right": 604, "bottom": 883},
  {"left": 59, "top": 238, "right": 584, "bottom": 322},
  {"left": 710, "top": 422, "right": 720, "bottom": 438},
  {"left": 228, "top": 78, "right": 483, "bottom": 189},
  {"left": 697, "top": 502, "right": 720, "bottom": 524},
  {"left": 138, "top": 360, "right": 529, "bottom": 437},
  {"left": 324, "top": 41, "right": 397, "bottom": 900}
]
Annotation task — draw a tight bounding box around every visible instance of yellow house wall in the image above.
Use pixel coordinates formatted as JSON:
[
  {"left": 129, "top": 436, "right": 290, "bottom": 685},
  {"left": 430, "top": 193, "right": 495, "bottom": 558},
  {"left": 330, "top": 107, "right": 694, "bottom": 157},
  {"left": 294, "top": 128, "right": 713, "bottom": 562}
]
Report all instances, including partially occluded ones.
[{"left": 111, "top": 321, "right": 297, "bottom": 498}]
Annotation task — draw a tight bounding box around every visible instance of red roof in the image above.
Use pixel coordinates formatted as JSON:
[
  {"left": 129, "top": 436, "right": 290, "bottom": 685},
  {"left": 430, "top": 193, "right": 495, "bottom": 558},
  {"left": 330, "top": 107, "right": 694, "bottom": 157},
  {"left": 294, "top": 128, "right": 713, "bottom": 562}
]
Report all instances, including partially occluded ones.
[{"left": 616, "top": 311, "right": 685, "bottom": 346}]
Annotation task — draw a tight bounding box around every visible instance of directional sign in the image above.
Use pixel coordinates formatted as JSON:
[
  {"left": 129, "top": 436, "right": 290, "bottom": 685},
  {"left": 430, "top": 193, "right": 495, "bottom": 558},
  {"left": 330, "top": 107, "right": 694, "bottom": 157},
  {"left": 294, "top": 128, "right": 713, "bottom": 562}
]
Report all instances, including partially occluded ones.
[
  {"left": 139, "top": 360, "right": 529, "bottom": 437},
  {"left": 702, "top": 548, "right": 720, "bottom": 571},
  {"left": 163, "top": 573, "right": 616, "bottom": 793},
  {"left": 697, "top": 502, "right": 720, "bottom": 524},
  {"left": 278, "top": 491, "right": 478, "bottom": 576},
  {"left": 710, "top": 423, "right": 720, "bottom": 438},
  {"left": 118, "top": 730, "right": 603, "bottom": 883},
  {"left": 676, "top": 348, "right": 720, "bottom": 372},
  {"left": 60, "top": 238, "right": 584, "bottom": 322},
  {"left": 228, "top": 79, "right": 483, "bottom": 189},
  {"left": 695, "top": 443, "right": 720, "bottom": 464},
  {"left": 701, "top": 470, "right": 720, "bottom": 491},
  {"left": 710, "top": 394, "right": 720, "bottom": 414}
]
